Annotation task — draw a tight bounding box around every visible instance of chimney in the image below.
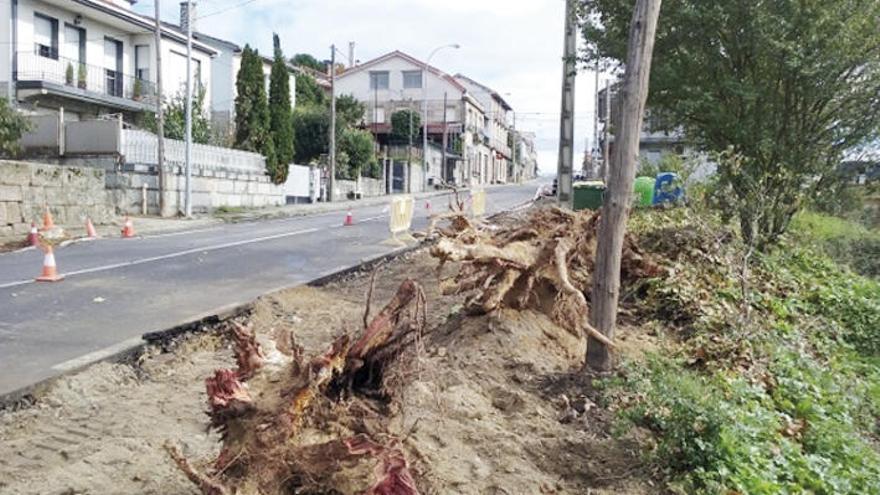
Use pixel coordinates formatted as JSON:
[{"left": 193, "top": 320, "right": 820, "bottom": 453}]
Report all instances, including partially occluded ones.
[
  {"left": 180, "top": 1, "right": 197, "bottom": 33},
  {"left": 348, "top": 42, "right": 355, "bottom": 68}
]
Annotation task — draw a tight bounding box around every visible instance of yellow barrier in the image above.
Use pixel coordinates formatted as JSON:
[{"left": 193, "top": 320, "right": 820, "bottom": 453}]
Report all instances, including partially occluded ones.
[
  {"left": 471, "top": 189, "right": 487, "bottom": 217},
  {"left": 385, "top": 195, "right": 416, "bottom": 245}
]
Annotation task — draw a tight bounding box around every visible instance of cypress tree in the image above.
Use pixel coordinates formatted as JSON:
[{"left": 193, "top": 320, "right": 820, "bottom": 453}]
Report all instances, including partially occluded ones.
[
  {"left": 268, "top": 34, "right": 294, "bottom": 183},
  {"left": 234, "top": 45, "right": 276, "bottom": 176}
]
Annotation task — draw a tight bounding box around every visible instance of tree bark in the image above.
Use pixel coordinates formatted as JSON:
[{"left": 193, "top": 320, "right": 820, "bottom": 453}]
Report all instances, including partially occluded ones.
[{"left": 587, "top": 0, "right": 662, "bottom": 371}]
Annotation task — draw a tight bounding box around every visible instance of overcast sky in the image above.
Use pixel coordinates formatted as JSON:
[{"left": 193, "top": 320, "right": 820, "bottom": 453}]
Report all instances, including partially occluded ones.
[{"left": 135, "top": 0, "right": 603, "bottom": 174}]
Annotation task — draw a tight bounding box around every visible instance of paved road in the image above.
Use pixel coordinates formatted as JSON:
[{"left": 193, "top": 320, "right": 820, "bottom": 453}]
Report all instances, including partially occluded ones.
[{"left": 0, "top": 184, "right": 538, "bottom": 398}]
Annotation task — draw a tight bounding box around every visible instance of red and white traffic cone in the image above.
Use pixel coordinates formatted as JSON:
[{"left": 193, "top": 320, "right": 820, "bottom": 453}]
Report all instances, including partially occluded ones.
[
  {"left": 425, "top": 199, "right": 432, "bottom": 218},
  {"left": 35, "top": 246, "right": 64, "bottom": 282},
  {"left": 26, "top": 222, "right": 39, "bottom": 247},
  {"left": 343, "top": 209, "right": 354, "bottom": 226},
  {"left": 85, "top": 217, "right": 99, "bottom": 239},
  {"left": 121, "top": 215, "right": 136, "bottom": 238}
]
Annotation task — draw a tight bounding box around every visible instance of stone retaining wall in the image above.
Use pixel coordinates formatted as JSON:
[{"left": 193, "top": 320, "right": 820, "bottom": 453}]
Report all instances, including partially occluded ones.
[
  {"left": 333, "top": 177, "right": 385, "bottom": 202},
  {"left": 0, "top": 160, "right": 113, "bottom": 236}
]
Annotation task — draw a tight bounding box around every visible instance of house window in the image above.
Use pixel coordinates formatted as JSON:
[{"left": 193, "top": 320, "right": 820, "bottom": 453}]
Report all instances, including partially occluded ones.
[
  {"left": 34, "top": 13, "right": 59, "bottom": 59},
  {"left": 369, "top": 71, "right": 389, "bottom": 90},
  {"left": 104, "top": 37, "right": 123, "bottom": 97},
  {"left": 402, "top": 70, "right": 422, "bottom": 89},
  {"left": 63, "top": 25, "right": 85, "bottom": 64},
  {"left": 135, "top": 45, "right": 150, "bottom": 81}
]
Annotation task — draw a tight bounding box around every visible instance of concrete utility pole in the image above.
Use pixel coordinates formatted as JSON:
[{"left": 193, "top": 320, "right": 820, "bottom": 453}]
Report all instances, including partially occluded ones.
[
  {"left": 511, "top": 111, "right": 517, "bottom": 182},
  {"left": 602, "top": 79, "right": 611, "bottom": 183},
  {"left": 588, "top": 0, "right": 662, "bottom": 371},
  {"left": 328, "top": 44, "right": 336, "bottom": 202},
  {"left": 593, "top": 59, "right": 600, "bottom": 178},
  {"left": 556, "top": 0, "right": 577, "bottom": 207},
  {"left": 183, "top": 0, "right": 193, "bottom": 217},
  {"left": 154, "top": 0, "right": 166, "bottom": 215},
  {"left": 441, "top": 91, "right": 448, "bottom": 183}
]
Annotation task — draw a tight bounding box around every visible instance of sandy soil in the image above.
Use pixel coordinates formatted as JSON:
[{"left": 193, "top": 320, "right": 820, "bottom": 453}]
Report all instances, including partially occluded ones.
[{"left": 0, "top": 249, "right": 657, "bottom": 495}]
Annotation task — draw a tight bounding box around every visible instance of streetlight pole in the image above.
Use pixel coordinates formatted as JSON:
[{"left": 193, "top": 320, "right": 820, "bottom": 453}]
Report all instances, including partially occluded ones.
[
  {"left": 183, "top": 0, "right": 193, "bottom": 217},
  {"left": 422, "top": 43, "right": 459, "bottom": 192},
  {"left": 154, "top": 0, "right": 165, "bottom": 216},
  {"left": 328, "top": 45, "right": 336, "bottom": 202}
]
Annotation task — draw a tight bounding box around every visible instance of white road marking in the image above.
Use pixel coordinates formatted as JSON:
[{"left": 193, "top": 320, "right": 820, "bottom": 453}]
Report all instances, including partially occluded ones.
[
  {"left": 0, "top": 226, "right": 320, "bottom": 289},
  {"left": 142, "top": 226, "right": 223, "bottom": 238},
  {"left": 51, "top": 336, "right": 145, "bottom": 371}
]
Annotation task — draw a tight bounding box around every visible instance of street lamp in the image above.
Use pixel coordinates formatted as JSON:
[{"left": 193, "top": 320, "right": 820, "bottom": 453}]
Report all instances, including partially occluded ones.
[{"left": 422, "top": 43, "right": 460, "bottom": 191}]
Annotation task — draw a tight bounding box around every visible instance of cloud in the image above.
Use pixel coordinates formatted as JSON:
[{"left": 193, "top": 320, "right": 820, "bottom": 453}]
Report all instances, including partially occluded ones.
[{"left": 138, "top": 0, "right": 603, "bottom": 174}]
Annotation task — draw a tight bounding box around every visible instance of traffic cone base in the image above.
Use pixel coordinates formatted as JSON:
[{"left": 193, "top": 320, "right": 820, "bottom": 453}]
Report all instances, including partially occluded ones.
[
  {"left": 343, "top": 210, "right": 354, "bottom": 226},
  {"left": 35, "top": 250, "right": 64, "bottom": 282}
]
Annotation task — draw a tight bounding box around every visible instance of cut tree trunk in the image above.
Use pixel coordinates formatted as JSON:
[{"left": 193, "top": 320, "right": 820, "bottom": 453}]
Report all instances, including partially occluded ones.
[{"left": 587, "top": 0, "right": 663, "bottom": 371}]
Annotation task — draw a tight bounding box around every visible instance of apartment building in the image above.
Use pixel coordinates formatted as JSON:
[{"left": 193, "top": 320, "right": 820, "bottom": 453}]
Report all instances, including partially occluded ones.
[
  {"left": 0, "top": 0, "right": 218, "bottom": 120},
  {"left": 454, "top": 74, "right": 512, "bottom": 184}
]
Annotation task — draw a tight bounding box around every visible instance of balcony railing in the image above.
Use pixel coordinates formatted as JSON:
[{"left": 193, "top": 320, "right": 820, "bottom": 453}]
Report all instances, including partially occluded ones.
[{"left": 14, "top": 51, "right": 157, "bottom": 106}]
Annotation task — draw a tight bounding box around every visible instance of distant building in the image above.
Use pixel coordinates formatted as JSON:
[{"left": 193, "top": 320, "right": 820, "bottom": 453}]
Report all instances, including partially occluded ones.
[{"left": 333, "top": 50, "right": 488, "bottom": 191}]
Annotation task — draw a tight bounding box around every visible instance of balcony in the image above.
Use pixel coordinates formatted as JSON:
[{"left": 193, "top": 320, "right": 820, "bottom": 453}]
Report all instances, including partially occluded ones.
[{"left": 14, "top": 51, "right": 157, "bottom": 112}]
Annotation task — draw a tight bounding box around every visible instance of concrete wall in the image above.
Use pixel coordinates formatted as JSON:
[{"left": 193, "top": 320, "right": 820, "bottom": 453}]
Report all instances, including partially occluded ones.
[
  {"left": 333, "top": 177, "right": 385, "bottom": 202},
  {"left": 0, "top": 160, "right": 112, "bottom": 236},
  {"left": 105, "top": 164, "right": 285, "bottom": 216}
]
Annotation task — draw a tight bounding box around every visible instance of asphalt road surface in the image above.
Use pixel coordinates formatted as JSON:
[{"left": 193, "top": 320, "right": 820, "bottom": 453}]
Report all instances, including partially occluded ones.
[{"left": 0, "top": 183, "right": 539, "bottom": 398}]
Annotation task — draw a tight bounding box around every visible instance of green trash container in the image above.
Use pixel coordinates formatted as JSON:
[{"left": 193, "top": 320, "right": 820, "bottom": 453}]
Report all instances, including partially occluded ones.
[
  {"left": 634, "top": 176, "right": 656, "bottom": 208},
  {"left": 573, "top": 181, "right": 606, "bottom": 210}
]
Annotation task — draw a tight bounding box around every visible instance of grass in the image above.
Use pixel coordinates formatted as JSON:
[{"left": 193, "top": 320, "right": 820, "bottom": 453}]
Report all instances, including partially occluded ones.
[
  {"left": 602, "top": 208, "right": 880, "bottom": 494},
  {"left": 791, "top": 211, "right": 880, "bottom": 278}
]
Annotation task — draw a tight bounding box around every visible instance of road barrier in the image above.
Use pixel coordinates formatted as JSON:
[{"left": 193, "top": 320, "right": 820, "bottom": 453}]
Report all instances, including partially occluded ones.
[
  {"left": 385, "top": 195, "right": 416, "bottom": 246},
  {"left": 471, "top": 189, "right": 487, "bottom": 217}
]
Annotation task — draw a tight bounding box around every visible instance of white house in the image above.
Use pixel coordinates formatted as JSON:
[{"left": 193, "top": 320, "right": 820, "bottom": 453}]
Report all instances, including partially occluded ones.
[
  {"left": 333, "top": 50, "right": 489, "bottom": 190},
  {"left": 0, "top": 0, "right": 217, "bottom": 120},
  {"left": 454, "top": 74, "right": 513, "bottom": 184}
]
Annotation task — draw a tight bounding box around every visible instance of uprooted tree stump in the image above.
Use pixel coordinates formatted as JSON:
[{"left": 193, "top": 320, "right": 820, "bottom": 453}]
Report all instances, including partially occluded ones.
[
  {"left": 166, "top": 279, "right": 427, "bottom": 495},
  {"left": 430, "top": 206, "right": 662, "bottom": 348}
]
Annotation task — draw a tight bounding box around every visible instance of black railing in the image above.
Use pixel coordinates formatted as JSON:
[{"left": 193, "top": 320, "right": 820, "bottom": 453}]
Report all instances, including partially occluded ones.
[{"left": 15, "top": 51, "right": 157, "bottom": 105}]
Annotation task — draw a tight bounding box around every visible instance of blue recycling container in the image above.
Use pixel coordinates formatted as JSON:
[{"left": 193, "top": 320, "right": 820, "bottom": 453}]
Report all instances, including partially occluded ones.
[{"left": 653, "top": 172, "right": 685, "bottom": 206}]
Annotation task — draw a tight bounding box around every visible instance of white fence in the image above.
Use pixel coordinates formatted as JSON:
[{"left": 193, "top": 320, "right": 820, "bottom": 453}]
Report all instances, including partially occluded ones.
[{"left": 122, "top": 130, "right": 266, "bottom": 175}]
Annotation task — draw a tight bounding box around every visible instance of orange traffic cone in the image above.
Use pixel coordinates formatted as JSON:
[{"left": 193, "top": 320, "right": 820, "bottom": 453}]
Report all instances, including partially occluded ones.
[
  {"left": 343, "top": 210, "right": 354, "bottom": 226},
  {"left": 27, "top": 222, "right": 39, "bottom": 246},
  {"left": 85, "top": 217, "right": 98, "bottom": 239},
  {"left": 41, "top": 206, "right": 55, "bottom": 231},
  {"left": 425, "top": 199, "right": 432, "bottom": 217},
  {"left": 35, "top": 246, "right": 64, "bottom": 282},
  {"left": 121, "top": 216, "right": 135, "bottom": 238}
]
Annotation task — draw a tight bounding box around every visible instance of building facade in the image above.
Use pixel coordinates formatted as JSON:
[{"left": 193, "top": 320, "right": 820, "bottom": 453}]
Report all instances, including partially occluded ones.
[
  {"left": 1, "top": 0, "right": 217, "bottom": 120},
  {"left": 454, "top": 74, "right": 513, "bottom": 184},
  {"left": 333, "top": 50, "right": 494, "bottom": 191}
]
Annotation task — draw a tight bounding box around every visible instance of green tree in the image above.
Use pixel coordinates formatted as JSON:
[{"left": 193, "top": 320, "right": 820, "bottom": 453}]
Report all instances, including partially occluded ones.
[
  {"left": 268, "top": 34, "right": 294, "bottom": 183},
  {"left": 390, "top": 109, "right": 421, "bottom": 143},
  {"left": 235, "top": 45, "right": 276, "bottom": 175},
  {"left": 337, "top": 128, "right": 376, "bottom": 179},
  {"left": 290, "top": 53, "right": 325, "bottom": 73},
  {"left": 581, "top": 0, "right": 880, "bottom": 248},
  {"left": 291, "top": 104, "right": 329, "bottom": 164},
  {"left": 145, "top": 87, "right": 211, "bottom": 144},
  {"left": 0, "top": 98, "right": 31, "bottom": 157},
  {"left": 335, "top": 95, "right": 365, "bottom": 129},
  {"left": 295, "top": 73, "right": 326, "bottom": 107}
]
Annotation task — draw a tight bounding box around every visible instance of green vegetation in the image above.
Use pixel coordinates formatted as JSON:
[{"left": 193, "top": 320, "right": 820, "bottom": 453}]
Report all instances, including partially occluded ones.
[
  {"left": 234, "top": 45, "right": 276, "bottom": 176},
  {"left": 602, "top": 209, "right": 880, "bottom": 494},
  {"left": 145, "top": 87, "right": 211, "bottom": 145},
  {"left": 337, "top": 128, "right": 379, "bottom": 179},
  {"left": 791, "top": 211, "right": 880, "bottom": 279},
  {"left": 268, "top": 34, "right": 294, "bottom": 184},
  {"left": 290, "top": 53, "right": 325, "bottom": 73},
  {"left": 390, "top": 109, "right": 421, "bottom": 144},
  {"left": 582, "top": 0, "right": 880, "bottom": 249},
  {"left": 0, "top": 98, "right": 31, "bottom": 157}
]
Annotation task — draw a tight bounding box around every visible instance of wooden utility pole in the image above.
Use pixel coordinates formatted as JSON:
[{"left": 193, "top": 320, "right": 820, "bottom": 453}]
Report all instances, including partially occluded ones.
[
  {"left": 328, "top": 45, "right": 336, "bottom": 202},
  {"left": 601, "top": 79, "right": 611, "bottom": 183},
  {"left": 587, "top": 0, "right": 662, "bottom": 371},
  {"left": 556, "top": 0, "right": 577, "bottom": 207},
  {"left": 154, "top": 0, "right": 166, "bottom": 216}
]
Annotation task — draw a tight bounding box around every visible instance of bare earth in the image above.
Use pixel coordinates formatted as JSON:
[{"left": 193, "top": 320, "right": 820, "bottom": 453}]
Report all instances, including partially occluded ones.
[{"left": 0, "top": 250, "right": 657, "bottom": 494}]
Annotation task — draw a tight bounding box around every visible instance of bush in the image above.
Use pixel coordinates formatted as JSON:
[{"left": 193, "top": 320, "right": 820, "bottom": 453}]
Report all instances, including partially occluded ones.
[
  {"left": 790, "top": 211, "right": 880, "bottom": 279},
  {"left": 0, "top": 98, "right": 31, "bottom": 158}
]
